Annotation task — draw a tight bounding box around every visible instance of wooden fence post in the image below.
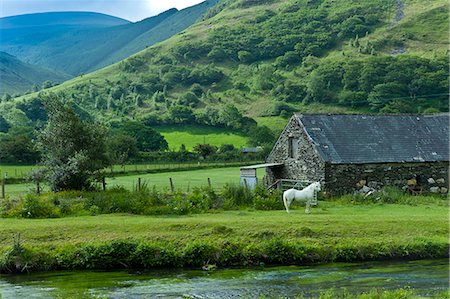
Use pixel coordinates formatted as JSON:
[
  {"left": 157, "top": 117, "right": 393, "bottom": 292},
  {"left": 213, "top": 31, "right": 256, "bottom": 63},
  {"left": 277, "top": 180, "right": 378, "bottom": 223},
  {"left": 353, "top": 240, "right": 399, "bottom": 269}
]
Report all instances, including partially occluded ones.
[
  {"left": 36, "top": 182, "right": 40, "bottom": 195},
  {"left": 208, "top": 178, "right": 211, "bottom": 188},
  {"left": 102, "top": 177, "right": 106, "bottom": 191},
  {"left": 138, "top": 177, "right": 141, "bottom": 192},
  {"left": 169, "top": 177, "right": 174, "bottom": 193},
  {"left": 1, "top": 179, "right": 5, "bottom": 199}
]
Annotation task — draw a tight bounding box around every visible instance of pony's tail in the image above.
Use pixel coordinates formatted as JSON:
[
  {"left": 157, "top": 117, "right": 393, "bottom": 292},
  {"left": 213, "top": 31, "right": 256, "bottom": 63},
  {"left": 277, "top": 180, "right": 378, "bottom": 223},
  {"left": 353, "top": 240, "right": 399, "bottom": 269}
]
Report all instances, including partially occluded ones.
[{"left": 283, "top": 192, "right": 290, "bottom": 213}]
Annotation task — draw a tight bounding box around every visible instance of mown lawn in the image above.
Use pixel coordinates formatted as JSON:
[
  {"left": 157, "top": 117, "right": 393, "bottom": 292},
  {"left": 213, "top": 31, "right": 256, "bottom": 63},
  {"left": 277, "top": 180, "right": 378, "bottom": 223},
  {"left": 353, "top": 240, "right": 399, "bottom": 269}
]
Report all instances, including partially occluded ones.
[{"left": 0, "top": 203, "right": 446, "bottom": 248}]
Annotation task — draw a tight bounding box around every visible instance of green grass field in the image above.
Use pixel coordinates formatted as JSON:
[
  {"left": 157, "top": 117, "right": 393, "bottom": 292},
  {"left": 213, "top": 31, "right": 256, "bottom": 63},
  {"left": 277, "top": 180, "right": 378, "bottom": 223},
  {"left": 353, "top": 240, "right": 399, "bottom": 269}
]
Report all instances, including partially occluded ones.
[
  {"left": 3, "top": 166, "right": 259, "bottom": 197},
  {"left": 0, "top": 203, "right": 446, "bottom": 249},
  {"left": 154, "top": 125, "right": 249, "bottom": 150},
  {"left": 107, "top": 166, "right": 246, "bottom": 191},
  {"left": 255, "top": 116, "right": 288, "bottom": 134},
  {"left": 0, "top": 162, "right": 249, "bottom": 179}
]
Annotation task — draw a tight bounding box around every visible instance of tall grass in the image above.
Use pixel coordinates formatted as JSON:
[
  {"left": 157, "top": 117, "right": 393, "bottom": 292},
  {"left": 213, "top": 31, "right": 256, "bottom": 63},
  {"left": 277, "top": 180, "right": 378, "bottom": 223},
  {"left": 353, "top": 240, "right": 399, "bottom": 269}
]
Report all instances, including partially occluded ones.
[{"left": 0, "top": 184, "right": 284, "bottom": 218}]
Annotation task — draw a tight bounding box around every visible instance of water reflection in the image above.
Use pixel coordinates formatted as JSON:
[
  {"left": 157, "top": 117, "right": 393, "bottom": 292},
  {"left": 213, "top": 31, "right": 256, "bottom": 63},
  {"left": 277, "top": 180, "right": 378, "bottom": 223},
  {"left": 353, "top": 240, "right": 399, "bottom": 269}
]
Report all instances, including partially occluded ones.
[{"left": 0, "top": 259, "right": 448, "bottom": 298}]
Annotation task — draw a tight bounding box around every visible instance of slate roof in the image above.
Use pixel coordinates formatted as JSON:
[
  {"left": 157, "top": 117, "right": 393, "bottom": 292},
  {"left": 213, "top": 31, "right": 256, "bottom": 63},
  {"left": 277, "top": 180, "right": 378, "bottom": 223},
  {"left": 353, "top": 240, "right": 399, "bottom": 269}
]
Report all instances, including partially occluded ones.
[{"left": 297, "top": 114, "right": 449, "bottom": 164}]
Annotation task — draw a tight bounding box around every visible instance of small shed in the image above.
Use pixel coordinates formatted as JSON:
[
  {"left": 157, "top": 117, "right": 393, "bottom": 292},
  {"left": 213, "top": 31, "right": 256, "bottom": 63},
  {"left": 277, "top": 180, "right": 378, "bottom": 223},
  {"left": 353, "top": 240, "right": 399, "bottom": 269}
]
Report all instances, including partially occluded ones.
[
  {"left": 240, "top": 163, "right": 283, "bottom": 189},
  {"left": 266, "top": 113, "right": 449, "bottom": 194}
]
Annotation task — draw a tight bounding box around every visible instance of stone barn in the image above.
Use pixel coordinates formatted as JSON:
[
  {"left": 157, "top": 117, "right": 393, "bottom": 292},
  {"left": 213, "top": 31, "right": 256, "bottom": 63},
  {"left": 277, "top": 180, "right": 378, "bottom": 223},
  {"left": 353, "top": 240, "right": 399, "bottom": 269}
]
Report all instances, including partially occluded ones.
[{"left": 266, "top": 113, "right": 449, "bottom": 195}]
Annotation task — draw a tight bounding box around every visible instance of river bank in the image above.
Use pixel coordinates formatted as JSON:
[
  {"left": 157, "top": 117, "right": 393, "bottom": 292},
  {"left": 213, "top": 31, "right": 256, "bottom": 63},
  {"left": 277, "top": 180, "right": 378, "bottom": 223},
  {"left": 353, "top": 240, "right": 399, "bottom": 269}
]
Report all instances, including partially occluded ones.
[{"left": 0, "top": 203, "right": 448, "bottom": 273}]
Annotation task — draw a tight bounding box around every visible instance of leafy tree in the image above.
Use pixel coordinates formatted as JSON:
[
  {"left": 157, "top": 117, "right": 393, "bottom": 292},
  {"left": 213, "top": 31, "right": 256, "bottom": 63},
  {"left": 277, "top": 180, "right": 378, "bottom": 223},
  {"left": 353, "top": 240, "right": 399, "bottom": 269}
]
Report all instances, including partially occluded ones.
[
  {"left": 177, "top": 92, "right": 200, "bottom": 108},
  {"left": 0, "top": 116, "right": 10, "bottom": 133},
  {"left": 219, "top": 144, "right": 236, "bottom": 153},
  {"left": 17, "top": 97, "right": 48, "bottom": 122},
  {"left": 248, "top": 126, "right": 276, "bottom": 146},
  {"left": 107, "top": 134, "right": 139, "bottom": 165},
  {"left": 0, "top": 133, "right": 40, "bottom": 164},
  {"left": 367, "top": 83, "right": 408, "bottom": 111},
  {"left": 38, "top": 95, "right": 110, "bottom": 191},
  {"left": 115, "top": 121, "right": 168, "bottom": 152},
  {"left": 193, "top": 144, "right": 217, "bottom": 159},
  {"left": 238, "top": 50, "right": 254, "bottom": 63},
  {"left": 169, "top": 105, "right": 195, "bottom": 124}
]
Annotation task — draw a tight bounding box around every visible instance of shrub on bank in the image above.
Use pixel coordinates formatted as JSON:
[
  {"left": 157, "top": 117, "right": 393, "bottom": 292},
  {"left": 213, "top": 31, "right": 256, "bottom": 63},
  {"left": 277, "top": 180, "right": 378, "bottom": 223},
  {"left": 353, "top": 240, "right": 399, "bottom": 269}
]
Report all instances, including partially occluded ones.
[{"left": 0, "top": 238, "right": 448, "bottom": 273}]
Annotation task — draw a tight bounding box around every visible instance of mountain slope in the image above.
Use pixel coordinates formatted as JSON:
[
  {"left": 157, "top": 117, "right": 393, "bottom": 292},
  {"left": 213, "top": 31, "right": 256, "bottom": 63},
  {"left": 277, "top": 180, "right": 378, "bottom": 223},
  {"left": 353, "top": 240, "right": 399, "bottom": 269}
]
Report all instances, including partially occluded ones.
[
  {"left": 8, "top": 0, "right": 449, "bottom": 132},
  {"left": 0, "top": 2, "right": 219, "bottom": 75},
  {"left": 96, "top": 1, "right": 221, "bottom": 71},
  {"left": 0, "top": 52, "right": 71, "bottom": 95}
]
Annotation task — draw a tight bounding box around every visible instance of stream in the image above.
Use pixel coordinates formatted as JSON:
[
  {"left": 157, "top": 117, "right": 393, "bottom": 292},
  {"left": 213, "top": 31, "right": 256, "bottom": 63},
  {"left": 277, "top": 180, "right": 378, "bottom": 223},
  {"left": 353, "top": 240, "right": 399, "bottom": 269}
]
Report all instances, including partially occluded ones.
[{"left": 0, "top": 259, "right": 448, "bottom": 298}]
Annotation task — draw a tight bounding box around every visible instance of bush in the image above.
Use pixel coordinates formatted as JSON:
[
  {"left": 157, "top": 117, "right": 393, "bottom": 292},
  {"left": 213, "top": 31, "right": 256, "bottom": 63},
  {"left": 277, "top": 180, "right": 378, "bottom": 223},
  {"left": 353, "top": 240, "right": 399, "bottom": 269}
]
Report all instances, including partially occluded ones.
[
  {"left": 20, "top": 194, "right": 60, "bottom": 218},
  {"left": 221, "top": 183, "right": 253, "bottom": 209},
  {"left": 253, "top": 185, "right": 283, "bottom": 210}
]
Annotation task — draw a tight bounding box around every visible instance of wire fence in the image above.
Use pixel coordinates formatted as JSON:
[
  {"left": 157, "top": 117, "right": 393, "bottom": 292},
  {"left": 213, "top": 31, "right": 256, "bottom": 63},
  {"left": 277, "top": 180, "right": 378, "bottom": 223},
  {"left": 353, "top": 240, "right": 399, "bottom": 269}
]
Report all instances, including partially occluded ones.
[{"left": 0, "top": 161, "right": 261, "bottom": 179}]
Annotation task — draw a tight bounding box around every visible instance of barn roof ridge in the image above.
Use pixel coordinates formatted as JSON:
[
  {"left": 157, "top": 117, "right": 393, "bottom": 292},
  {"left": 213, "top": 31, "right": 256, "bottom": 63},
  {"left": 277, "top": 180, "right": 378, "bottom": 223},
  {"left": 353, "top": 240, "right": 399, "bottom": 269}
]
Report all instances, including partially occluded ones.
[
  {"left": 294, "top": 112, "right": 450, "bottom": 117},
  {"left": 292, "top": 113, "right": 449, "bottom": 164}
]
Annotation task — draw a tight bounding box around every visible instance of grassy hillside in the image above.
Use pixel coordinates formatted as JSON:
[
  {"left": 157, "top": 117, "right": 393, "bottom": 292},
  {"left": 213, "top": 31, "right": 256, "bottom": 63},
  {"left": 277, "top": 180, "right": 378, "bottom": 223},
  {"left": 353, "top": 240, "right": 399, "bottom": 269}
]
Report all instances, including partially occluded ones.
[
  {"left": 0, "top": 52, "right": 71, "bottom": 95},
  {"left": 155, "top": 125, "right": 248, "bottom": 150},
  {"left": 5, "top": 0, "right": 449, "bottom": 137},
  {"left": 0, "top": 1, "right": 219, "bottom": 76}
]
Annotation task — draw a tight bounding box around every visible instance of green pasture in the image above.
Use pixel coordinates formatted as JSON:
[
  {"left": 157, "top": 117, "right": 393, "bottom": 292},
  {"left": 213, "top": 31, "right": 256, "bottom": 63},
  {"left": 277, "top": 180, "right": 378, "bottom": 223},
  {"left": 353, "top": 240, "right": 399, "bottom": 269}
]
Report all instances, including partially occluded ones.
[
  {"left": 106, "top": 166, "right": 244, "bottom": 191},
  {"left": 0, "top": 203, "right": 447, "bottom": 249},
  {"left": 0, "top": 162, "right": 248, "bottom": 179},
  {"left": 255, "top": 116, "right": 288, "bottom": 134},
  {"left": 2, "top": 166, "right": 256, "bottom": 197},
  {"left": 153, "top": 125, "right": 249, "bottom": 150}
]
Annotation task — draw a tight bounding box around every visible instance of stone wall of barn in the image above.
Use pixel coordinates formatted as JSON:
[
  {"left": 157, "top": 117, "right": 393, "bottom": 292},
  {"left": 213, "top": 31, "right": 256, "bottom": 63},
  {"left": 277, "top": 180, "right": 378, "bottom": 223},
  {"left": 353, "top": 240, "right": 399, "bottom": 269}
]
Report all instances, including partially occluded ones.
[
  {"left": 266, "top": 116, "right": 325, "bottom": 183},
  {"left": 325, "top": 162, "right": 449, "bottom": 195}
]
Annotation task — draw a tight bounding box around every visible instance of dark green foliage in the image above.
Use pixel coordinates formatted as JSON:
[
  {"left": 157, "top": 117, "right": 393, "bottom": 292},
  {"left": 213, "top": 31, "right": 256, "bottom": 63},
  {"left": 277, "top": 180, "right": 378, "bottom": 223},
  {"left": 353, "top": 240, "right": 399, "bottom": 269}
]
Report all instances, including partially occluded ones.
[
  {"left": 107, "top": 134, "right": 139, "bottom": 165},
  {"left": 177, "top": 92, "right": 200, "bottom": 107},
  {"left": 221, "top": 183, "right": 254, "bottom": 208},
  {"left": 209, "top": 0, "right": 388, "bottom": 62},
  {"left": 120, "top": 57, "right": 148, "bottom": 73},
  {"left": 306, "top": 56, "right": 449, "bottom": 112},
  {"left": 169, "top": 105, "right": 196, "bottom": 124},
  {"left": 0, "top": 116, "right": 10, "bottom": 133},
  {"left": 188, "top": 64, "right": 224, "bottom": 85},
  {"left": 1, "top": 237, "right": 447, "bottom": 273},
  {"left": 0, "top": 129, "right": 40, "bottom": 164},
  {"left": 16, "top": 97, "right": 48, "bottom": 122},
  {"left": 132, "top": 242, "right": 178, "bottom": 268},
  {"left": 114, "top": 121, "right": 168, "bottom": 152},
  {"left": 247, "top": 125, "right": 276, "bottom": 146},
  {"left": 38, "top": 95, "right": 110, "bottom": 191},
  {"left": 193, "top": 144, "right": 218, "bottom": 159}
]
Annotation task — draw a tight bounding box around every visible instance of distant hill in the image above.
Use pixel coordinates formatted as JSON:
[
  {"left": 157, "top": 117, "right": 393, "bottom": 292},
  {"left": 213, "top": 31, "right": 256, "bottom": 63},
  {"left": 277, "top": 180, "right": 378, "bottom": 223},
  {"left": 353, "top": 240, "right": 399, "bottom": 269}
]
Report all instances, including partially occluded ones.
[
  {"left": 0, "top": 52, "right": 71, "bottom": 95},
  {"left": 0, "top": 11, "right": 130, "bottom": 29},
  {"left": 7, "top": 0, "right": 449, "bottom": 139},
  {"left": 0, "top": 1, "right": 219, "bottom": 75}
]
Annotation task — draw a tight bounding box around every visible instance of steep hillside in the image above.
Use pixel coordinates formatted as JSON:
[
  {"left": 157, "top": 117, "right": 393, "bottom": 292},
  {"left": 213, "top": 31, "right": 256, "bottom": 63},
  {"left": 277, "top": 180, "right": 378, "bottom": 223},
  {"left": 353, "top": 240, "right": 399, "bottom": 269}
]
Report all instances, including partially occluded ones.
[
  {"left": 0, "top": 52, "right": 71, "bottom": 95},
  {"left": 6, "top": 0, "right": 449, "bottom": 134},
  {"left": 0, "top": 1, "right": 219, "bottom": 75}
]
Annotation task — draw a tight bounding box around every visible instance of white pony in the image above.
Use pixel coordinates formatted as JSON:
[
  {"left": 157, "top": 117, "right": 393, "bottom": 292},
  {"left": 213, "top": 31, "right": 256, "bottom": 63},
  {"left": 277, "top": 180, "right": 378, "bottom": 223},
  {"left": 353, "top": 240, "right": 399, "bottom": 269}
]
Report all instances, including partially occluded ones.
[{"left": 283, "top": 182, "right": 321, "bottom": 213}]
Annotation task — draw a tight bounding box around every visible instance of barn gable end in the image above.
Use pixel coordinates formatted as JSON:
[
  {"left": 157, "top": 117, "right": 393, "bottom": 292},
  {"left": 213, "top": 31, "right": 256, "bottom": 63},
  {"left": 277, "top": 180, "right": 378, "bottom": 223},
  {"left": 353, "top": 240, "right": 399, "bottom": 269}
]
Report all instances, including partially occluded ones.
[{"left": 267, "top": 116, "right": 325, "bottom": 184}]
